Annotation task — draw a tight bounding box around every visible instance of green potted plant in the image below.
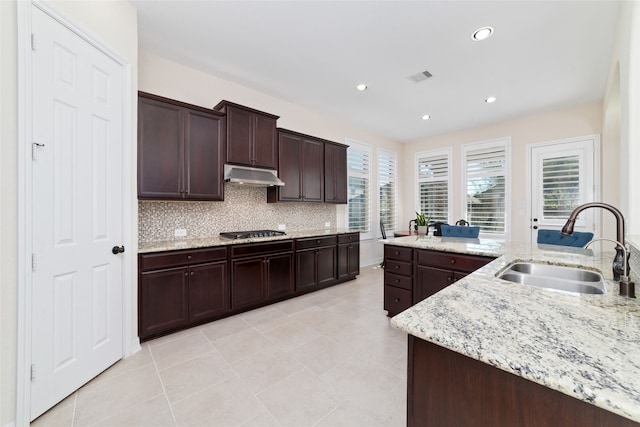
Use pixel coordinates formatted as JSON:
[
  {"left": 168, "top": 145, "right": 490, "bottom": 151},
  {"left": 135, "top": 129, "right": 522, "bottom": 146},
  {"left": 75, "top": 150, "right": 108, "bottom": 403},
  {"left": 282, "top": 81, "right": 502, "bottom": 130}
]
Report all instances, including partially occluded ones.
[{"left": 415, "top": 212, "right": 429, "bottom": 235}]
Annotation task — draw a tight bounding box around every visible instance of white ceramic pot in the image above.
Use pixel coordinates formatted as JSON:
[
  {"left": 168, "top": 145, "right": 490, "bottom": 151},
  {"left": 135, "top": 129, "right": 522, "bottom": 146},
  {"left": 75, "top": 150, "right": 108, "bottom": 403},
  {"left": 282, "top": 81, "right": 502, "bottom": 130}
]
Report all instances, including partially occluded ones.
[{"left": 417, "top": 225, "right": 428, "bottom": 235}]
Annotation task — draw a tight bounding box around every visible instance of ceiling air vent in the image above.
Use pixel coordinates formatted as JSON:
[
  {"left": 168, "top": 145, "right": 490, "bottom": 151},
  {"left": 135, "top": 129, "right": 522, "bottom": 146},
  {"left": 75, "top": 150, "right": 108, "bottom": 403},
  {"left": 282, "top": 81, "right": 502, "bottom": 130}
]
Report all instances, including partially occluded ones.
[{"left": 409, "top": 70, "right": 433, "bottom": 83}]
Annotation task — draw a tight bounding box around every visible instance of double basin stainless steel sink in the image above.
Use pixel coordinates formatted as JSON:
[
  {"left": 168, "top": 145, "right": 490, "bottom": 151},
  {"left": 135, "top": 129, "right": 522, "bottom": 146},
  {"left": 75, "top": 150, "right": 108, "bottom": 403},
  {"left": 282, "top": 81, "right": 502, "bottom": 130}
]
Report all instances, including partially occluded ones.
[{"left": 497, "top": 262, "right": 606, "bottom": 295}]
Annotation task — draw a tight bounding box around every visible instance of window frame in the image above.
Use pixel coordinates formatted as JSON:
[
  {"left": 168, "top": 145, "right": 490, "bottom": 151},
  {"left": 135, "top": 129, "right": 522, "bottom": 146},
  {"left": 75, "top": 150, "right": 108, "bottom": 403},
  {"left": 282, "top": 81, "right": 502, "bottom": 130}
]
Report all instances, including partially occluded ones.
[
  {"left": 378, "top": 148, "right": 398, "bottom": 237},
  {"left": 415, "top": 148, "right": 453, "bottom": 225},
  {"left": 346, "top": 139, "right": 372, "bottom": 240},
  {"left": 461, "top": 137, "right": 511, "bottom": 237}
]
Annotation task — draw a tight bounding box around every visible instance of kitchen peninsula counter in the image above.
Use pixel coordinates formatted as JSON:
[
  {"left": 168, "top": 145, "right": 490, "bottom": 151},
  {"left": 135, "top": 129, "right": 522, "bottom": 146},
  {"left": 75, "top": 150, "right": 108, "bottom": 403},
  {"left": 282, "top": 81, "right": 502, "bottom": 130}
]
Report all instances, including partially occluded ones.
[
  {"left": 138, "top": 229, "right": 357, "bottom": 253},
  {"left": 385, "top": 235, "right": 640, "bottom": 423}
]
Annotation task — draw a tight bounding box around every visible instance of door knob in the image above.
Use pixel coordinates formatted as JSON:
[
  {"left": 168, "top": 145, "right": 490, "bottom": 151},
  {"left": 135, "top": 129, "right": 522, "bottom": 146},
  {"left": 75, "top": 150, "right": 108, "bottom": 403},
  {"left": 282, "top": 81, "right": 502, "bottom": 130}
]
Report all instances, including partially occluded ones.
[{"left": 112, "top": 245, "right": 125, "bottom": 255}]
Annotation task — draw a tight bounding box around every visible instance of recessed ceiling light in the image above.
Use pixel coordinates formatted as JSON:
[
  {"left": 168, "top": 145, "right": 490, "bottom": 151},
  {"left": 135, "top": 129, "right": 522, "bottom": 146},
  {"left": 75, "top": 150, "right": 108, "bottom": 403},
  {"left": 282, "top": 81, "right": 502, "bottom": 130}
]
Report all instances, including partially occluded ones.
[
  {"left": 421, "top": 114, "right": 431, "bottom": 120},
  {"left": 472, "top": 26, "right": 494, "bottom": 41},
  {"left": 356, "top": 83, "right": 368, "bottom": 91},
  {"left": 485, "top": 96, "right": 497, "bottom": 103}
]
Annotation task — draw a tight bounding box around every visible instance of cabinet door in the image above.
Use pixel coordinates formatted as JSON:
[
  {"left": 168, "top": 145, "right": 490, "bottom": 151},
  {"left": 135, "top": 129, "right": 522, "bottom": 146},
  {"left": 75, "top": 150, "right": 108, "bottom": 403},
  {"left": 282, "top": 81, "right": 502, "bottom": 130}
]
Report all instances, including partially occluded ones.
[
  {"left": 138, "top": 97, "right": 183, "bottom": 199},
  {"left": 226, "top": 106, "right": 252, "bottom": 166},
  {"left": 188, "top": 261, "right": 228, "bottom": 323},
  {"left": 184, "top": 108, "right": 224, "bottom": 200},
  {"left": 325, "top": 143, "right": 347, "bottom": 203},
  {"left": 296, "top": 249, "right": 317, "bottom": 291},
  {"left": 139, "top": 266, "right": 189, "bottom": 339},
  {"left": 277, "top": 132, "right": 302, "bottom": 201},
  {"left": 302, "top": 138, "right": 324, "bottom": 202},
  {"left": 348, "top": 243, "right": 360, "bottom": 277},
  {"left": 266, "top": 252, "right": 294, "bottom": 300},
  {"left": 231, "top": 257, "right": 266, "bottom": 310},
  {"left": 415, "top": 265, "right": 454, "bottom": 303},
  {"left": 316, "top": 246, "right": 337, "bottom": 287},
  {"left": 337, "top": 243, "right": 349, "bottom": 281},
  {"left": 253, "top": 114, "right": 278, "bottom": 169}
]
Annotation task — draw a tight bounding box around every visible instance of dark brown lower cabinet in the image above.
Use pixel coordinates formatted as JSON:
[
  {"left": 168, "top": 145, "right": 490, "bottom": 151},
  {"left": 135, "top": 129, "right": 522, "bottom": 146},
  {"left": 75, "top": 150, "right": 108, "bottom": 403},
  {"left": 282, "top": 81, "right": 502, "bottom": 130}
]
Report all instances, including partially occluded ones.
[
  {"left": 138, "top": 233, "right": 359, "bottom": 341},
  {"left": 230, "top": 240, "right": 294, "bottom": 311},
  {"left": 295, "top": 236, "right": 338, "bottom": 291},
  {"left": 139, "top": 266, "right": 189, "bottom": 339},
  {"left": 407, "top": 335, "right": 639, "bottom": 427},
  {"left": 337, "top": 233, "right": 360, "bottom": 281},
  {"left": 188, "top": 261, "right": 228, "bottom": 323},
  {"left": 138, "top": 247, "right": 228, "bottom": 341}
]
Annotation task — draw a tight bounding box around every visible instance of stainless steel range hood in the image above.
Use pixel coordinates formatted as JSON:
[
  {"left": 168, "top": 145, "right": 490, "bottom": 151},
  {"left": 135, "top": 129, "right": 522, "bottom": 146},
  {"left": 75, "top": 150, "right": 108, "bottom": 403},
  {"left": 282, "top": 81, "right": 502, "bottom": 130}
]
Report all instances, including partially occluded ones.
[{"left": 223, "top": 164, "right": 285, "bottom": 187}]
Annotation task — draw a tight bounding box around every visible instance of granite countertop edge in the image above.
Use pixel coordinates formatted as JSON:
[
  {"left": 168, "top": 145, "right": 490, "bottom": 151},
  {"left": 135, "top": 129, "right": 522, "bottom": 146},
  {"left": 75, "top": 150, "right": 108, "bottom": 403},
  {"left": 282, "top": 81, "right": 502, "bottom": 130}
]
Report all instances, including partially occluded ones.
[
  {"left": 384, "top": 235, "right": 640, "bottom": 423},
  {"left": 138, "top": 228, "right": 358, "bottom": 253}
]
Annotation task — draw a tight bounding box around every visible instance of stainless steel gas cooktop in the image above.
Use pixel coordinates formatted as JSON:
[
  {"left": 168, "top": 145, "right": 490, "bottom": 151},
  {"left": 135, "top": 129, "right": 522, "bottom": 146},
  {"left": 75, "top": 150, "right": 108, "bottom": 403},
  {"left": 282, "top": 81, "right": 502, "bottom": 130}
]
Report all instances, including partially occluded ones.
[{"left": 219, "top": 230, "right": 286, "bottom": 240}]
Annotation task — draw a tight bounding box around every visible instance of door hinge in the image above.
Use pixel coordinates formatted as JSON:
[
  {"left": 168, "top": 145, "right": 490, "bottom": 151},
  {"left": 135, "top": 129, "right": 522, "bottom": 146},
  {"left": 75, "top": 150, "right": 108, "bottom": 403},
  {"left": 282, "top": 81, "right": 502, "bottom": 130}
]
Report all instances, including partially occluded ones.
[
  {"left": 31, "top": 33, "right": 37, "bottom": 51},
  {"left": 31, "top": 253, "right": 37, "bottom": 272},
  {"left": 31, "top": 364, "right": 36, "bottom": 381}
]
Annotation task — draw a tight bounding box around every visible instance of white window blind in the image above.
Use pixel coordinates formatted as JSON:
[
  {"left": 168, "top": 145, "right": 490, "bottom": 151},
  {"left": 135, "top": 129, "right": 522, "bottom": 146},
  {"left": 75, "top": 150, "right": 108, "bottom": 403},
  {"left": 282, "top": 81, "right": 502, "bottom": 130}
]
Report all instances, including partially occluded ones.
[
  {"left": 416, "top": 150, "right": 451, "bottom": 223},
  {"left": 347, "top": 141, "right": 371, "bottom": 238},
  {"left": 542, "top": 155, "right": 580, "bottom": 219},
  {"left": 378, "top": 150, "right": 398, "bottom": 234},
  {"left": 463, "top": 140, "right": 509, "bottom": 235}
]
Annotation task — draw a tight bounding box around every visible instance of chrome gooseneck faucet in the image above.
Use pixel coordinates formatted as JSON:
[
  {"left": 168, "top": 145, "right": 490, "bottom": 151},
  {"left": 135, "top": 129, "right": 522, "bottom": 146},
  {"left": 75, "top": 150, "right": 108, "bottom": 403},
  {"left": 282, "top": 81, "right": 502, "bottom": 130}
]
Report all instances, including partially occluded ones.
[{"left": 561, "top": 202, "right": 629, "bottom": 280}]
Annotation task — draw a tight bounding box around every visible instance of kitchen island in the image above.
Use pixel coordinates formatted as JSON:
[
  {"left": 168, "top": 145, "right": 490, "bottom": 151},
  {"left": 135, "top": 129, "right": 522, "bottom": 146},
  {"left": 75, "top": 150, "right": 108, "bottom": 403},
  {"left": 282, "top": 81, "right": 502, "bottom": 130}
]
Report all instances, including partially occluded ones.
[{"left": 385, "top": 236, "right": 640, "bottom": 426}]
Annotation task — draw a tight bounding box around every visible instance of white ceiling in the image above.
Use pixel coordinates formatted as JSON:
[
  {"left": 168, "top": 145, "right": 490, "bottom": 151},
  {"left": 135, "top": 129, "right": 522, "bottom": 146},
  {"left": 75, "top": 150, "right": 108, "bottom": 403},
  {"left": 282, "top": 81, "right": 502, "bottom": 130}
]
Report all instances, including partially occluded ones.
[{"left": 132, "top": 0, "right": 621, "bottom": 142}]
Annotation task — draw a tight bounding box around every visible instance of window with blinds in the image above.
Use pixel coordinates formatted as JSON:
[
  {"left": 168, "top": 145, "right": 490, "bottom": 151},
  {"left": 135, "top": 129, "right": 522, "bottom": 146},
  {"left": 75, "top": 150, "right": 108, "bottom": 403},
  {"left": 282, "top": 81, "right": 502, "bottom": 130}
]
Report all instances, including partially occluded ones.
[
  {"left": 542, "top": 155, "right": 580, "bottom": 219},
  {"left": 347, "top": 141, "right": 371, "bottom": 238},
  {"left": 378, "top": 150, "right": 398, "bottom": 234},
  {"left": 463, "top": 140, "right": 510, "bottom": 235},
  {"left": 416, "top": 149, "right": 451, "bottom": 223}
]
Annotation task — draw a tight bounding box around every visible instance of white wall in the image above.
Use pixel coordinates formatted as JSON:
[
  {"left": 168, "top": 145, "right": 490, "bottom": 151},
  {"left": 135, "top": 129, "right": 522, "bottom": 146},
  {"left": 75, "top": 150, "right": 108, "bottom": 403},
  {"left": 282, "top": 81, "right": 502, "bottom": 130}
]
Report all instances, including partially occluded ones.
[
  {"left": 1, "top": 1, "right": 138, "bottom": 425},
  {"left": 402, "top": 103, "right": 604, "bottom": 243},
  {"left": 603, "top": 0, "right": 640, "bottom": 237},
  {"left": 139, "top": 51, "right": 403, "bottom": 266}
]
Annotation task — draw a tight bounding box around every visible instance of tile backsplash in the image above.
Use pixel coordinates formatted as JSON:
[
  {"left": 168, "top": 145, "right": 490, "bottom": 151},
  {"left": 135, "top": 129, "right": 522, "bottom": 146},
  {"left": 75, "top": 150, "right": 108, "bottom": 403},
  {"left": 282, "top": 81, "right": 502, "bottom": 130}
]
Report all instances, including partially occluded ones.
[{"left": 138, "top": 185, "right": 337, "bottom": 242}]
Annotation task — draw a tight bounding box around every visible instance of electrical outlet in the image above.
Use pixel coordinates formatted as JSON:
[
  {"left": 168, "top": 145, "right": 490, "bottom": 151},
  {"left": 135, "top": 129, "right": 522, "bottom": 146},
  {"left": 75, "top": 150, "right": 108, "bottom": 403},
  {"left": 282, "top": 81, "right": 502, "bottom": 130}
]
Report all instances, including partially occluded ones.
[
  {"left": 278, "top": 224, "right": 286, "bottom": 231},
  {"left": 325, "top": 222, "right": 331, "bottom": 228},
  {"left": 174, "top": 228, "right": 187, "bottom": 237}
]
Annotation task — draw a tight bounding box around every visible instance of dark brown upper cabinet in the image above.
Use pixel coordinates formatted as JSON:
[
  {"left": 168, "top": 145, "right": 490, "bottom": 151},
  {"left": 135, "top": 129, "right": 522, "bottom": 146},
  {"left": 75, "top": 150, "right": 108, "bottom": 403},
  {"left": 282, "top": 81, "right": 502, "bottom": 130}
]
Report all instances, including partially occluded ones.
[
  {"left": 324, "top": 142, "right": 348, "bottom": 204},
  {"left": 213, "top": 100, "right": 279, "bottom": 170},
  {"left": 138, "top": 92, "right": 225, "bottom": 201},
  {"left": 268, "top": 129, "right": 324, "bottom": 203}
]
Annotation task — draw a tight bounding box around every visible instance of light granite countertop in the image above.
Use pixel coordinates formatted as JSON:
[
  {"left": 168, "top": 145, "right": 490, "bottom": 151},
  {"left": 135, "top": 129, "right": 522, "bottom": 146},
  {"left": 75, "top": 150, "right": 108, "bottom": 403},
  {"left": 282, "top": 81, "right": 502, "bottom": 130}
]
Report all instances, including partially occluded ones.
[
  {"left": 385, "top": 235, "right": 640, "bottom": 423},
  {"left": 138, "top": 228, "right": 358, "bottom": 253}
]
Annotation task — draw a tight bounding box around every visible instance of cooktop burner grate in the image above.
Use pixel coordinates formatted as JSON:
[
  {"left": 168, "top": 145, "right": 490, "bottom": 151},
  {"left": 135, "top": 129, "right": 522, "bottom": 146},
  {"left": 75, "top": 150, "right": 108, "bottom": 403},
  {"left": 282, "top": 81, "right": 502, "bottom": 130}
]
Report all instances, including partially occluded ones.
[{"left": 219, "top": 230, "right": 286, "bottom": 240}]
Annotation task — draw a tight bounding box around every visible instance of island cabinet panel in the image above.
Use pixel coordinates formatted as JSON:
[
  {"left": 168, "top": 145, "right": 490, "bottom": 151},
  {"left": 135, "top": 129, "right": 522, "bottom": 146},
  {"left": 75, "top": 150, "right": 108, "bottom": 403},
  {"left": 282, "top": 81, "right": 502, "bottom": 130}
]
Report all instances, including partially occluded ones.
[
  {"left": 214, "top": 100, "right": 279, "bottom": 169},
  {"left": 414, "top": 249, "right": 494, "bottom": 303},
  {"left": 138, "top": 247, "right": 228, "bottom": 341},
  {"left": 324, "top": 142, "right": 348, "bottom": 204},
  {"left": 408, "top": 335, "right": 640, "bottom": 427},
  {"left": 384, "top": 245, "right": 414, "bottom": 317},
  {"left": 138, "top": 92, "right": 225, "bottom": 201},
  {"left": 230, "top": 240, "right": 295, "bottom": 311}
]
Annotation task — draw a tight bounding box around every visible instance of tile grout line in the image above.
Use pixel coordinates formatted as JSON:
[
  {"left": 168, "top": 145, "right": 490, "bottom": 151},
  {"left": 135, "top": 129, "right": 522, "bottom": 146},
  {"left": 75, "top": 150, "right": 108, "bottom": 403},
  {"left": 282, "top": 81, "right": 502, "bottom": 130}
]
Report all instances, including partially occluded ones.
[{"left": 148, "top": 339, "right": 180, "bottom": 427}]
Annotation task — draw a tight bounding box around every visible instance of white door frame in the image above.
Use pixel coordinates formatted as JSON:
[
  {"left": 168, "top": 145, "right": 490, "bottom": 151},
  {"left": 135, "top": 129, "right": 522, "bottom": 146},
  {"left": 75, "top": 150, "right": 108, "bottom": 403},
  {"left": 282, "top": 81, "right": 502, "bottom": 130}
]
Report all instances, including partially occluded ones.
[
  {"left": 525, "top": 134, "right": 601, "bottom": 244},
  {"left": 16, "top": 1, "right": 136, "bottom": 424}
]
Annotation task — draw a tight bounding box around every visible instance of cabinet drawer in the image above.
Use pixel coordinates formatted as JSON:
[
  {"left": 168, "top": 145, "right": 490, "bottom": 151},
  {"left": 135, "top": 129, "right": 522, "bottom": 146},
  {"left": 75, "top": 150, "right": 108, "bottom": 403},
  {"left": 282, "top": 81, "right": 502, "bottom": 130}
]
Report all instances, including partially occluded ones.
[
  {"left": 416, "top": 249, "right": 493, "bottom": 273},
  {"left": 338, "top": 233, "right": 359, "bottom": 244},
  {"left": 296, "top": 235, "right": 337, "bottom": 250},
  {"left": 385, "top": 259, "right": 412, "bottom": 277},
  {"left": 384, "top": 272, "right": 412, "bottom": 291},
  {"left": 230, "top": 240, "right": 294, "bottom": 258},
  {"left": 139, "top": 247, "right": 227, "bottom": 271},
  {"left": 384, "top": 245, "right": 413, "bottom": 262},
  {"left": 384, "top": 285, "right": 413, "bottom": 316}
]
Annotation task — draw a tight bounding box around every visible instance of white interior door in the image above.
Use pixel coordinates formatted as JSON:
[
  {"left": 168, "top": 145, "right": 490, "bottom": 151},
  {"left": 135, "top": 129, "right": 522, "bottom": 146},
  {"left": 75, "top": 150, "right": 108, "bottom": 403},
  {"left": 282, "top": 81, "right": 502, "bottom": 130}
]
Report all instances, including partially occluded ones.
[
  {"left": 529, "top": 137, "right": 598, "bottom": 242},
  {"left": 30, "top": 5, "right": 125, "bottom": 420}
]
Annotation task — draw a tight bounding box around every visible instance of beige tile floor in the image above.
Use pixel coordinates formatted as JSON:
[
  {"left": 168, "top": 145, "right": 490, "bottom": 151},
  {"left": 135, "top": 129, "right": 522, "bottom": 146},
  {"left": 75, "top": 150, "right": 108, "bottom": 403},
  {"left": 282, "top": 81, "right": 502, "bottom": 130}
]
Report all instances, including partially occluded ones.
[{"left": 31, "top": 266, "right": 408, "bottom": 427}]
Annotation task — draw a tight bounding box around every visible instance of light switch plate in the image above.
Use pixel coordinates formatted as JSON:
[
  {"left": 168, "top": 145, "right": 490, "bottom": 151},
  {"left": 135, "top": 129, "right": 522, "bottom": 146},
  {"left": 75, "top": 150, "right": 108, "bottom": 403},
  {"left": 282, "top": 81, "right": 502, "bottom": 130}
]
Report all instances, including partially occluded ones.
[
  {"left": 174, "top": 228, "right": 187, "bottom": 237},
  {"left": 325, "top": 222, "right": 330, "bottom": 228},
  {"left": 278, "top": 224, "right": 286, "bottom": 231}
]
